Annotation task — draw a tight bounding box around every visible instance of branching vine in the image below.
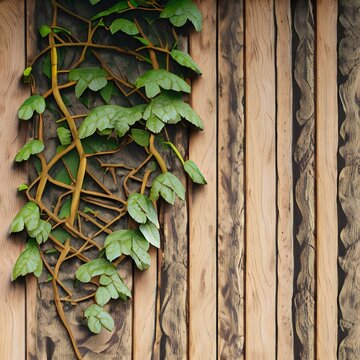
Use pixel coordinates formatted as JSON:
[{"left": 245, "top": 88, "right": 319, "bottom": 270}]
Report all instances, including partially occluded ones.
[{"left": 10, "top": 0, "right": 205, "bottom": 358}]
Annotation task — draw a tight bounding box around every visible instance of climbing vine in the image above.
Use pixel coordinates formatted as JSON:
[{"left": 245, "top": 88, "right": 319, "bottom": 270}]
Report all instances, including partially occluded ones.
[{"left": 10, "top": 0, "right": 205, "bottom": 358}]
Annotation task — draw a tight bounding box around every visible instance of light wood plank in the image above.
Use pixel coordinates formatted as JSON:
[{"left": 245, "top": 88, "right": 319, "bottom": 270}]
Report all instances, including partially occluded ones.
[
  {"left": 133, "top": 247, "right": 157, "bottom": 360},
  {"left": 245, "top": 0, "right": 277, "bottom": 358},
  {"left": 338, "top": 0, "right": 360, "bottom": 358},
  {"left": 316, "top": 0, "right": 338, "bottom": 358},
  {"left": 0, "top": 0, "right": 28, "bottom": 359},
  {"left": 275, "top": 0, "right": 294, "bottom": 358},
  {"left": 217, "top": 0, "right": 245, "bottom": 358},
  {"left": 293, "top": 0, "right": 316, "bottom": 358},
  {"left": 189, "top": 0, "right": 217, "bottom": 358}
]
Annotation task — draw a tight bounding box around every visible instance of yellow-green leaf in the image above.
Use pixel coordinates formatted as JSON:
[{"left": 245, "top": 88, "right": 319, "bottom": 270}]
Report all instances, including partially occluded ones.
[{"left": 15, "top": 139, "right": 44, "bottom": 162}]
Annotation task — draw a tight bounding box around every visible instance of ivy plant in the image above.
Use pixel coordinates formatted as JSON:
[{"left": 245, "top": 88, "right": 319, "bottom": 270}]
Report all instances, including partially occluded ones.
[{"left": 11, "top": 0, "right": 205, "bottom": 358}]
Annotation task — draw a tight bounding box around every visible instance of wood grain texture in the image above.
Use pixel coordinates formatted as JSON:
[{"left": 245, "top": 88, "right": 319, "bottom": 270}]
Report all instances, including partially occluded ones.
[
  {"left": 133, "top": 247, "right": 157, "bottom": 360},
  {"left": 245, "top": 0, "right": 276, "bottom": 358},
  {"left": 217, "top": 0, "right": 245, "bottom": 359},
  {"left": 292, "top": 1, "right": 315, "bottom": 358},
  {"left": 275, "top": 0, "right": 294, "bottom": 358},
  {"left": 316, "top": 0, "right": 338, "bottom": 358},
  {"left": 189, "top": 0, "right": 217, "bottom": 358},
  {"left": 153, "top": 127, "right": 189, "bottom": 359},
  {"left": 0, "top": 0, "right": 28, "bottom": 358},
  {"left": 338, "top": 1, "right": 360, "bottom": 358}
]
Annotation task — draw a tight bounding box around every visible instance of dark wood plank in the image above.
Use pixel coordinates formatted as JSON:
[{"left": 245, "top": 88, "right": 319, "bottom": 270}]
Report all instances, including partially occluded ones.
[
  {"left": 26, "top": 1, "right": 134, "bottom": 358},
  {"left": 155, "top": 127, "right": 189, "bottom": 359},
  {"left": 217, "top": 1, "right": 245, "bottom": 358},
  {"left": 292, "top": 0, "right": 316, "bottom": 358},
  {"left": 338, "top": 0, "right": 360, "bottom": 358}
]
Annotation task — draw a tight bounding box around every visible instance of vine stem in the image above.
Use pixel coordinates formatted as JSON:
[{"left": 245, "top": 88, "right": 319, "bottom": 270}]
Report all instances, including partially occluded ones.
[
  {"left": 149, "top": 135, "right": 167, "bottom": 173},
  {"left": 49, "top": 33, "right": 87, "bottom": 226},
  {"left": 164, "top": 141, "right": 185, "bottom": 165},
  {"left": 52, "top": 240, "right": 83, "bottom": 360}
]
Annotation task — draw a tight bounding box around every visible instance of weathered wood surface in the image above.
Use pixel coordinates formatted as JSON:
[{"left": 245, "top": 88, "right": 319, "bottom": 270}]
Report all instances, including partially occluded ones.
[
  {"left": 275, "top": 0, "right": 294, "bottom": 358},
  {"left": 293, "top": 0, "right": 316, "bottom": 358},
  {"left": 8, "top": 1, "right": 360, "bottom": 359},
  {"left": 217, "top": 0, "right": 245, "bottom": 359},
  {"left": 26, "top": 2, "right": 135, "bottom": 358},
  {"left": 316, "top": 0, "right": 338, "bottom": 358},
  {"left": 154, "top": 127, "right": 189, "bottom": 359},
  {"left": 338, "top": 0, "right": 360, "bottom": 358},
  {"left": 189, "top": 0, "right": 217, "bottom": 359},
  {"left": 0, "top": 1, "right": 28, "bottom": 359},
  {"left": 245, "top": 0, "right": 276, "bottom": 358}
]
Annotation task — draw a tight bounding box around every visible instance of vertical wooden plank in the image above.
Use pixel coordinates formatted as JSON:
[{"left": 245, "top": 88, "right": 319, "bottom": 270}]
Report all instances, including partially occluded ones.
[
  {"left": 133, "top": 248, "right": 157, "bottom": 360},
  {"left": 189, "top": 0, "right": 217, "bottom": 358},
  {"left": 245, "top": 0, "right": 277, "bottom": 358},
  {"left": 154, "top": 128, "right": 189, "bottom": 359},
  {"left": 316, "top": 0, "right": 338, "bottom": 358},
  {"left": 293, "top": 0, "right": 316, "bottom": 358},
  {"left": 0, "top": 0, "right": 27, "bottom": 358},
  {"left": 25, "top": 1, "right": 40, "bottom": 358},
  {"left": 217, "top": 0, "right": 245, "bottom": 359},
  {"left": 275, "top": 0, "right": 294, "bottom": 358},
  {"left": 338, "top": 1, "right": 360, "bottom": 358}
]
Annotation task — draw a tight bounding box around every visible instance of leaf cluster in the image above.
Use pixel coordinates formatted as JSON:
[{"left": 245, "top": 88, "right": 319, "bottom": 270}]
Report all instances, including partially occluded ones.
[{"left": 10, "top": 0, "right": 206, "bottom": 351}]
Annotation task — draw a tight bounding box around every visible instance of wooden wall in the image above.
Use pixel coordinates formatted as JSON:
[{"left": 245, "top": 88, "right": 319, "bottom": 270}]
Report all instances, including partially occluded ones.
[{"left": 2, "top": 0, "right": 360, "bottom": 358}]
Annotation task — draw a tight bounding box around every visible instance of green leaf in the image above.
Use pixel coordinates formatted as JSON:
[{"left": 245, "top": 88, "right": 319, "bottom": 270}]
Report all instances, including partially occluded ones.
[
  {"left": 23, "top": 66, "right": 32, "bottom": 77},
  {"left": 90, "top": 0, "right": 101, "bottom": 4},
  {"left": 139, "top": 222, "right": 160, "bottom": 248},
  {"left": 28, "top": 219, "right": 51, "bottom": 244},
  {"left": 143, "top": 92, "right": 203, "bottom": 129},
  {"left": 104, "top": 230, "right": 150, "bottom": 270},
  {"left": 127, "top": 193, "right": 159, "bottom": 227},
  {"left": 59, "top": 197, "right": 72, "bottom": 219},
  {"left": 146, "top": 116, "right": 165, "bottom": 133},
  {"left": 18, "top": 183, "right": 28, "bottom": 192},
  {"left": 184, "top": 160, "right": 207, "bottom": 184},
  {"left": 160, "top": 0, "right": 202, "bottom": 31},
  {"left": 23, "top": 66, "right": 32, "bottom": 83},
  {"left": 170, "top": 49, "right": 202, "bottom": 74},
  {"left": 76, "top": 259, "right": 131, "bottom": 306},
  {"left": 39, "top": 25, "right": 71, "bottom": 37},
  {"left": 96, "top": 272, "right": 131, "bottom": 306},
  {"left": 134, "top": 36, "right": 150, "bottom": 46},
  {"left": 82, "top": 134, "right": 118, "bottom": 154},
  {"left": 15, "top": 139, "right": 44, "bottom": 162},
  {"left": 69, "top": 68, "right": 108, "bottom": 98},
  {"left": 110, "top": 19, "right": 139, "bottom": 35},
  {"left": 54, "top": 149, "right": 79, "bottom": 185},
  {"left": 78, "top": 104, "right": 146, "bottom": 139},
  {"left": 10, "top": 202, "right": 40, "bottom": 233},
  {"left": 135, "top": 69, "right": 190, "bottom": 98},
  {"left": 150, "top": 172, "right": 185, "bottom": 204},
  {"left": 18, "top": 95, "right": 46, "bottom": 120},
  {"left": 92, "top": 1, "right": 129, "bottom": 20},
  {"left": 57, "top": 127, "right": 72, "bottom": 146},
  {"left": 11, "top": 239, "right": 42, "bottom": 280},
  {"left": 100, "top": 82, "right": 114, "bottom": 104},
  {"left": 51, "top": 228, "right": 71, "bottom": 244},
  {"left": 76, "top": 258, "right": 115, "bottom": 283},
  {"left": 84, "top": 304, "right": 114, "bottom": 334},
  {"left": 131, "top": 128, "right": 150, "bottom": 147},
  {"left": 39, "top": 25, "right": 51, "bottom": 38}
]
